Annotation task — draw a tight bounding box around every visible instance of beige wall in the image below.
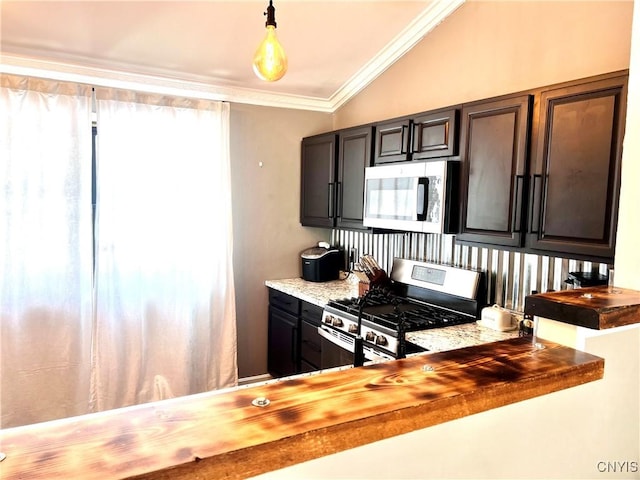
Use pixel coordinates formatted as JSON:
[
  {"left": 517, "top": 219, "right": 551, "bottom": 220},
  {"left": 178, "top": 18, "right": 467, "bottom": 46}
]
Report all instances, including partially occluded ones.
[
  {"left": 230, "top": 103, "right": 332, "bottom": 377},
  {"left": 334, "top": 0, "right": 633, "bottom": 129}
]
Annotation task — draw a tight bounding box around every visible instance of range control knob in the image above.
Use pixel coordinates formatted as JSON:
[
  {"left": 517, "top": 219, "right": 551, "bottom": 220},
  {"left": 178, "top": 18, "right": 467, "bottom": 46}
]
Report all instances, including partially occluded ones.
[
  {"left": 348, "top": 324, "right": 358, "bottom": 333},
  {"left": 365, "top": 331, "right": 376, "bottom": 342},
  {"left": 323, "top": 315, "right": 333, "bottom": 324},
  {"left": 375, "top": 335, "right": 388, "bottom": 346},
  {"left": 332, "top": 317, "right": 344, "bottom": 327}
]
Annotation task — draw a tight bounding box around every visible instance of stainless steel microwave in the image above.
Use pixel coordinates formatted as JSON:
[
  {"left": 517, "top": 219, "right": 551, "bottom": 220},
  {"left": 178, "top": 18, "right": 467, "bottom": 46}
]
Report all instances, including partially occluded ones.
[{"left": 363, "top": 160, "right": 458, "bottom": 233}]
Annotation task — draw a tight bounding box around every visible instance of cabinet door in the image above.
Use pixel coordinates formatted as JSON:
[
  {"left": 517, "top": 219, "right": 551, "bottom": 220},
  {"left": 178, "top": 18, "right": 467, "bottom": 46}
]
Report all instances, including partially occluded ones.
[
  {"left": 527, "top": 75, "right": 627, "bottom": 261},
  {"left": 373, "top": 118, "right": 411, "bottom": 164},
  {"left": 300, "top": 133, "right": 337, "bottom": 227},
  {"left": 300, "top": 320, "right": 322, "bottom": 370},
  {"left": 267, "top": 306, "right": 299, "bottom": 378},
  {"left": 336, "top": 126, "right": 373, "bottom": 230},
  {"left": 412, "top": 108, "right": 459, "bottom": 160},
  {"left": 300, "top": 301, "right": 323, "bottom": 371},
  {"left": 457, "top": 95, "right": 532, "bottom": 247}
]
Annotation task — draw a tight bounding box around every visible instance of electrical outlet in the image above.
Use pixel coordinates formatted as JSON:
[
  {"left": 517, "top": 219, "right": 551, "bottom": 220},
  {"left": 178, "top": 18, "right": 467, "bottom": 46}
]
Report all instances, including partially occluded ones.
[{"left": 349, "top": 247, "right": 358, "bottom": 270}]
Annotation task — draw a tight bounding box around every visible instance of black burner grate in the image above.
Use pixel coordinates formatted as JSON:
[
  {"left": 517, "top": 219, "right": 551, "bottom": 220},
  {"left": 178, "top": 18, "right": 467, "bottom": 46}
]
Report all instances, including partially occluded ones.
[{"left": 326, "top": 294, "right": 474, "bottom": 333}]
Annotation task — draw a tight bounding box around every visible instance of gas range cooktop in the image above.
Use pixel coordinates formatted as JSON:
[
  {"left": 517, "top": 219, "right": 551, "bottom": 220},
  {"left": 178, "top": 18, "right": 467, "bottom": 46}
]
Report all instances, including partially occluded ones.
[
  {"left": 318, "top": 258, "right": 486, "bottom": 362},
  {"left": 326, "top": 294, "right": 474, "bottom": 332}
]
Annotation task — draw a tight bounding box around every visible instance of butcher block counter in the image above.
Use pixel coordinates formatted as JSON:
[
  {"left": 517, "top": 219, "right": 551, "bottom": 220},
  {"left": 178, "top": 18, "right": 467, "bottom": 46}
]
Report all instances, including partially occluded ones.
[
  {"left": 0, "top": 337, "right": 603, "bottom": 480},
  {"left": 525, "top": 285, "right": 640, "bottom": 329}
]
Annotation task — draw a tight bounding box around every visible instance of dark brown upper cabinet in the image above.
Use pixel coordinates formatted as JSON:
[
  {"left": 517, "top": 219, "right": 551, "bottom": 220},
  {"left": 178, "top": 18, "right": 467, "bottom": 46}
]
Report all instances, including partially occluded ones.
[
  {"left": 300, "top": 132, "right": 337, "bottom": 228},
  {"left": 373, "top": 109, "right": 460, "bottom": 165},
  {"left": 457, "top": 95, "right": 532, "bottom": 248},
  {"left": 373, "top": 117, "right": 411, "bottom": 164},
  {"left": 336, "top": 126, "right": 373, "bottom": 230},
  {"left": 526, "top": 73, "right": 627, "bottom": 262},
  {"left": 300, "top": 127, "right": 373, "bottom": 230},
  {"left": 412, "top": 108, "right": 459, "bottom": 160}
]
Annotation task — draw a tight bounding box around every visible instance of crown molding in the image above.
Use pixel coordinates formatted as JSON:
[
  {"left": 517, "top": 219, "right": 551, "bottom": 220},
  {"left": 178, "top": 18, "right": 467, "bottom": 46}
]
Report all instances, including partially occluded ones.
[
  {"left": 0, "top": 0, "right": 464, "bottom": 113},
  {"left": 328, "top": 0, "right": 465, "bottom": 111},
  {"left": 0, "top": 55, "right": 335, "bottom": 112}
]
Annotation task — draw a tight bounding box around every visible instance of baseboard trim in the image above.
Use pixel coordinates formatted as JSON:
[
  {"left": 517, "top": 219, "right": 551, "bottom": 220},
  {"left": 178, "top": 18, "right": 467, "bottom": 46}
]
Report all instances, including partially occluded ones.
[{"left": 238, "top": 373, "right": 272, "bottom": 386}]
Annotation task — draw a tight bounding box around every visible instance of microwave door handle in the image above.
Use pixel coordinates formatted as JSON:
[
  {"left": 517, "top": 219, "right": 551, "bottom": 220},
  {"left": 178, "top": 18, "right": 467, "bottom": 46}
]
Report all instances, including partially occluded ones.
[{"left": 416, "top": 177, "right": 429, "bottom": 221}]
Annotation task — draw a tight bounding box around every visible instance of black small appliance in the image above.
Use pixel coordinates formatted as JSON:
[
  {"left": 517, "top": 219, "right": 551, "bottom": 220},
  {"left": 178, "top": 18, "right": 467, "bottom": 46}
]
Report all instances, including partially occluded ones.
[
  {"left": 565, "top": 271, "right": 608, "bottom": 288},
  {"left": 301, "top": 243, "right": 343, "bottom": 282}
]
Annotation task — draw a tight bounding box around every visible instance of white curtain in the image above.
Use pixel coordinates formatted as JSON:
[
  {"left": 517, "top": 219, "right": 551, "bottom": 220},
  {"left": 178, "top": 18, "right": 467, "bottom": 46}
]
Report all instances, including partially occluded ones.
[
  {"left": 0, "top": 75, "right": 94, "bottom": 428},
  {"left": 91, "top": 89, "right": 237, "bottom": 411},
  {"left": 1, "top": 76, "right": 238, "bottom": 427}
]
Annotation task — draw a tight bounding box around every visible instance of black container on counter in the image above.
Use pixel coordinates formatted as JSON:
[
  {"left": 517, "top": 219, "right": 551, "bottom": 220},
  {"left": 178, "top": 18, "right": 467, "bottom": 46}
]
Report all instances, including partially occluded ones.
[
  {"left": 301, "top": 245, "right": 343, "bottom": 282},
  {"left": 565, "top": 271, "right": 609, "bottom": 288}
]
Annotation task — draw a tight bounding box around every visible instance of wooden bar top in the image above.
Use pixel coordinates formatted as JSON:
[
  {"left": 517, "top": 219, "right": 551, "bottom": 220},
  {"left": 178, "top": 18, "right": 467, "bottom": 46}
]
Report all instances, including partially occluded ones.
[
  {"left": 0, "top": 337, "right": 604, "bottom": 480},
  {"left": 525, "top": 286, "right": 640, "bottom": 329}
]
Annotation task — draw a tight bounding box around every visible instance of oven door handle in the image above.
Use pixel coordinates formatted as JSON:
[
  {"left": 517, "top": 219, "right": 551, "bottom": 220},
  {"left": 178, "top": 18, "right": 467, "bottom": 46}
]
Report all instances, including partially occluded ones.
[
  {"left": 317, "top": 324, "right": 341, "bottom": 342},
  {"left": 416, "top": 177, "right": 429, "bottom": 221}
]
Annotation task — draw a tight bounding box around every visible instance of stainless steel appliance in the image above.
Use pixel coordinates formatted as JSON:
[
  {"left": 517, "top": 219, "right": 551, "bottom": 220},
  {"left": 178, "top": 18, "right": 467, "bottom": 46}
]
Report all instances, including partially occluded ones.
[
  {"left": 318, "top": 258, "right": 485, "bottom": 363},
  {"left": 363, "top": 160, "right": 458, "bottom": 233}
]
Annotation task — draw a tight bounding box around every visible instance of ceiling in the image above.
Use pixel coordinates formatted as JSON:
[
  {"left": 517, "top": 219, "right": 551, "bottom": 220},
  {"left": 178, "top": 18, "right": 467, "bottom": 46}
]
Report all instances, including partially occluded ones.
[{"left": 0, "top": 0, "right": 464, "bottom": 111}]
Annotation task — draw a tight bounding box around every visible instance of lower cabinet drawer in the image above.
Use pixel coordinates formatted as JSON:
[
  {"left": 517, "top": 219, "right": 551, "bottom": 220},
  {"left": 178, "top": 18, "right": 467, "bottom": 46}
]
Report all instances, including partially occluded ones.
[{"left": 268, "top": 289, "right": 301, "bottom": 316}]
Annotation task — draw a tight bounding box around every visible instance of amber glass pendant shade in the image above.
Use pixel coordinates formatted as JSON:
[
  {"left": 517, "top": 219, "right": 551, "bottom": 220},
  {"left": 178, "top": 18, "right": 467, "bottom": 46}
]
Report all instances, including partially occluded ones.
[{"left": 252, "top": 1, "right": 287, "bottom": 82}]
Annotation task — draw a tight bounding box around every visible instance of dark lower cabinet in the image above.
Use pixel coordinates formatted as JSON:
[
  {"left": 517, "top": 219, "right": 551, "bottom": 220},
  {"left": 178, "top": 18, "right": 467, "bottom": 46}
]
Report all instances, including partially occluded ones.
[
  {"left": 300, "top": 302, "right": 323, "bottom": 372},
  {"left": 268, "top": 289, "right": 328, "bottom": 378},
  {"left": 457, "top": 94, "right": 532, "bottom": 247},
  {"left": 267, "top": 289, "right": 301, "bottom": 378},
  {"left": 267, "top": 305, "right": 299, "bottom": 378},
  {"left": 526, "top": 73, "right": 627, "bottom": 261}
]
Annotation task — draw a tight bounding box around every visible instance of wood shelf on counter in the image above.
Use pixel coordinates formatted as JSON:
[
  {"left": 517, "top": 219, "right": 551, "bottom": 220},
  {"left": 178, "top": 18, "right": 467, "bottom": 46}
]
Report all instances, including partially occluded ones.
[
  {"left": 525, "top": 286, "right": 640, "bottom": 330},
  {"left": 0, "top": 337, "right": 604, "bottom": 480}
]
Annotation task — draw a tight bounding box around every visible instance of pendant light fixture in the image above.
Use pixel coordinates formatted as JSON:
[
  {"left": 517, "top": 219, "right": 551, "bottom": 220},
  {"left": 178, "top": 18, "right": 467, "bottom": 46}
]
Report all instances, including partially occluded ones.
[{"left": 252, "top": 0, "right": 287, "bottom": 82}]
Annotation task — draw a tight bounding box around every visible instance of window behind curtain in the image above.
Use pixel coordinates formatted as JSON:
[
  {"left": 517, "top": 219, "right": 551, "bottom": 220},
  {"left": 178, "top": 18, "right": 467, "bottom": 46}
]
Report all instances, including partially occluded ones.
[{"left": 0, "top": 75, "right": 94, "bottom": 428}]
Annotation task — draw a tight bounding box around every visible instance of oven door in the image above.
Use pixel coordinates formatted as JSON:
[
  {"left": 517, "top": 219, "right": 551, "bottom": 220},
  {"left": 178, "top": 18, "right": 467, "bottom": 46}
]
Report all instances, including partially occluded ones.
[
  {"left": 363, "top": 160, "right": 451, "bottom": 233},
  {"left": 319, "top": 335, "right": 354, "bottom": 369},
  {"left": 318, "top": 325, "right": 395, "bottom": 366}
]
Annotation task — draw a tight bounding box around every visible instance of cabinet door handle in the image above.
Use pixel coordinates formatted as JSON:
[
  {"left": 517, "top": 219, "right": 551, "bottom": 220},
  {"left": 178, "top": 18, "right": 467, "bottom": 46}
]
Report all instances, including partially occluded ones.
[
  {"left": 512, "top": 175, "right": 524, "bottom": 233},
  {"left": 336, "top": 181, "right": 342, "bottom": 218},
  {"left": 529, "top": 174, "right": 543, "bottom": 234},
  {"left": 401, "top": 124, "right": 409, "bottom": 154},
  {"left": 327, "top": 182, "right": 335, "bottom": 218},
  {"left": 412, "top": 123, "right": 420, "bottom": 153}
]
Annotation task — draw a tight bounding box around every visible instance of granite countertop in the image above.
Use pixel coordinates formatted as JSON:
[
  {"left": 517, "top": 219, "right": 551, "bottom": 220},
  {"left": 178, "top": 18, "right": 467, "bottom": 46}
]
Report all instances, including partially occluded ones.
[
  {"left": 265, "top": 274, "right": 360, "bottom": 307},
  {"left": 265, "top": 275, "right": 520, "bottom": 352},
  {"left": 407, "top": 323, "right": 520, "bottom": 352}
]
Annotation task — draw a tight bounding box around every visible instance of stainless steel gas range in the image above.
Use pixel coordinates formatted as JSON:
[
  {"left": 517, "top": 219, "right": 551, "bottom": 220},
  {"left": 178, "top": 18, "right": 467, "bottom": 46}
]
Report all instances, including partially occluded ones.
[{"left": 318, "top": 258, "right": 486, "bottom": 364}]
